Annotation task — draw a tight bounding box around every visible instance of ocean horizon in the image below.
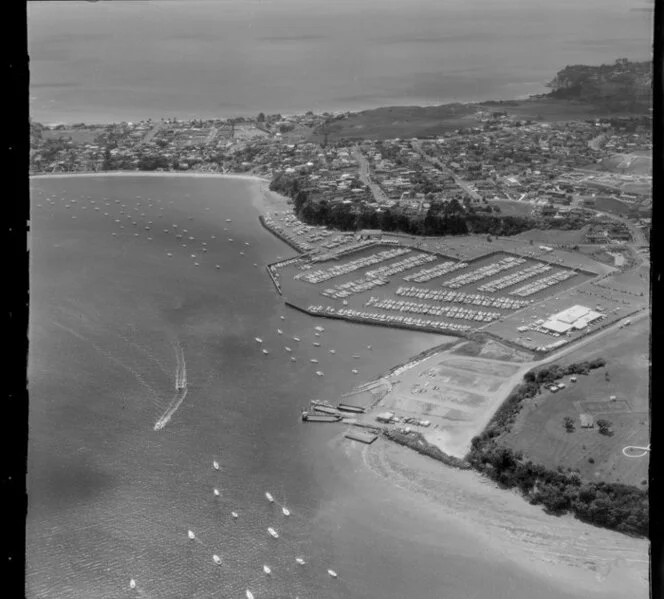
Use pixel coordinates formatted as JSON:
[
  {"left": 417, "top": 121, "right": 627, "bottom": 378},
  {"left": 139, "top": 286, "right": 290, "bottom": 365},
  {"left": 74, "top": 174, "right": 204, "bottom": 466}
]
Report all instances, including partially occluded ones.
[{"left": 28, "top": 0, "right": 652, "bottom": 125}]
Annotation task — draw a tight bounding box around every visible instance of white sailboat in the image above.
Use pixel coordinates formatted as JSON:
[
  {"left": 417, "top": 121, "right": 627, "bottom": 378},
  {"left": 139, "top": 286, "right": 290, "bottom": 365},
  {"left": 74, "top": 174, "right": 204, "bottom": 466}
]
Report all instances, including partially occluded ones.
[
  {"left": 265, "top": 492, "right": 274, "bottom": 502},
  {"left": 213, "top": 554, "right": 222, "bottom": 565},
  {"left": 267, "top": 527, "right": 279, "bottom": 538},
  {"left": 263, "top": 565, "right": 271, "bottom": 575}
]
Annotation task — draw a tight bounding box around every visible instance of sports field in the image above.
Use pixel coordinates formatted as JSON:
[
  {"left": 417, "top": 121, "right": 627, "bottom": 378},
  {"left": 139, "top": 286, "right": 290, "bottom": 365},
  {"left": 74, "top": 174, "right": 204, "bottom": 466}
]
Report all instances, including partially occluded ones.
[{"left": 498, "top": 317, "right": 649, "bottom": 487}]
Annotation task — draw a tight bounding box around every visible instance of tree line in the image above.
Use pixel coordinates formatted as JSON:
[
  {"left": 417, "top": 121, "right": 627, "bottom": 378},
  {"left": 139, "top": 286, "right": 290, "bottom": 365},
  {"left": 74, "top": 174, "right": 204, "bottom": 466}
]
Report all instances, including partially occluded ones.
[
  {"left": 269, "top": 172, "right": 584, "bottom": 237},
  {"left": 466, "top": 357, "right": 648, "bottom": 538}
]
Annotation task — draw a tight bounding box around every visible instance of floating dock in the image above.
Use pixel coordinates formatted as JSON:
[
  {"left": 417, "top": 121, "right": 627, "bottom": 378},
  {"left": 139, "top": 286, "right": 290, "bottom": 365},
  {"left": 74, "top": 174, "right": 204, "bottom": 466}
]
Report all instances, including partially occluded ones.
[
  {"left": 301, "top": 411, "right": 342, "bottom": 423},
  {"left": 311, "top": 404, "right": 341, "bottom": 415},
  {"left": 337, "top": 403, "right": 366, "bottom": 414},
  {"left": 344, "top": 429, "right": 378, "bottom": 444}
]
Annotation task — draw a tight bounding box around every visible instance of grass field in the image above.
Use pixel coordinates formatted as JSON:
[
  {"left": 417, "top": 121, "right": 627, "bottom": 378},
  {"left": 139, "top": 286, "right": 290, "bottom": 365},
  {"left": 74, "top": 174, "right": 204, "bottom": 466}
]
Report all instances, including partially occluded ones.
[
  {"left": 498, "top": 318, "right": 649, "bottom": 487},
  {"left": 42, "top": 128, "right": 103, "bottom": 145}
]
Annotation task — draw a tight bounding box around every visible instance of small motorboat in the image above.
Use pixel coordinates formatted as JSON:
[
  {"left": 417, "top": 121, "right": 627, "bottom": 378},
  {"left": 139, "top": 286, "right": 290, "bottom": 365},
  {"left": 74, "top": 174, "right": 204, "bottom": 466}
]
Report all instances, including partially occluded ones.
[
  {"left": 262, "top": 349, "right": 269, "bottom": 355},
  {"left": 313, "top": 342, "right": 320, "bottom": 347},
  {"left": 263, "top": 565, "right": 271, "bottom": 575},
  {"left": 328, "top": 569, "right": 338, "bottom": 578},
  {"left": 129, "top": 579, "right": 136, "bottom": 590},
  {"left": 284, "top": 347, "right": 292, "bottom": 352},
  {"left": 309, "top": 359, "right": 319, "bottom": 364},
  {"left": 215, "top": 264, "right": 220, "bottom": 269},
  {"left": 282, "top": 506, "right": 290, "bottom": 516},
  {"left": 280, "top": 315, "right": 285, "bottom": 320},
  {"left": 167, "top": 253, "right": 172, "bottom": 257},
  {"left": 367, "top": 345, "right": 372, "bottom": 350},
  {"left": 293, "top": 337, "right": 301, "bottom": 342},
  {"left": 214, "top": 488, "right": 220, "bottom": 497},
  {"left": 295, "top": 557, "right": 306, "bottom": 565},
  {"left": 213, "top": 460, "right": 220, "bottom": 470},
  {"left": 277, "top": 329, "right": 283, "bottom": 334},
  {"left": 267, "top": 527, "right": 279, "bottom": 538},
  {"left": 352, "top": 369, "right": 359, "bottom": 374},
  {"left": 240, "top": 252, "right": 245, "bottom": 256},
  {"left": 315, "top": 326, "right": 325, "bottom": 332},
  {"left": 187, "top": 530, "right": 196, "bottom": 540},
  {"left": 290, "top": 357, "right": 296, "bottom": 362},
  {"left": 213, "top": 554, "right": 222, "bottom": 565},
  {"left": 231, "top": 511, "right": 238, "bottom": 519},
  {"left": 255, "top": 337, "right": 263, "bottom": 343},
  {"left": 329, "top": 349, "right": 336, "bottom": 354},
  {"left": 265, "top": 492, "right": 274, "bottom": 502},
  {"left": 225, "top": 218, "right": 232, "bottom": 222},
  {"left": 315, "top": 371, "right": 324, "bottom": 377}
]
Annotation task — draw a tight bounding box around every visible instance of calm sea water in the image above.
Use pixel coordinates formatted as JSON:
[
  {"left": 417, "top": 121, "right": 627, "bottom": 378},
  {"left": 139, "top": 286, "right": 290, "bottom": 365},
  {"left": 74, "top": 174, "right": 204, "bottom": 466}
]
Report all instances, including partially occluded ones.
[
  {"left": 27, "top": 175, "right": 592, "bottom": 599},
  {"left": 28, "top": 0, "right": 652, "bottom": 124}
]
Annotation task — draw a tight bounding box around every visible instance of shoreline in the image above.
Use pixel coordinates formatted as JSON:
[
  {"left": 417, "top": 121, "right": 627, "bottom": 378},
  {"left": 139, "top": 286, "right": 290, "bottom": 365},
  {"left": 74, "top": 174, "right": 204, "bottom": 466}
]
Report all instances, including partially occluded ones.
[{"left": 31, "top": 173, "right": 649, "bottom": 597}]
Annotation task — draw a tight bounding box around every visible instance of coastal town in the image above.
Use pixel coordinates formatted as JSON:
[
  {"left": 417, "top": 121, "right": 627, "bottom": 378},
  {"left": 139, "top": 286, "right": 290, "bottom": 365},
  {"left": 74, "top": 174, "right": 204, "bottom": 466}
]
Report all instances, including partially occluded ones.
[{"left": 29, "top": 56, "right": 651, "bottom": 545}]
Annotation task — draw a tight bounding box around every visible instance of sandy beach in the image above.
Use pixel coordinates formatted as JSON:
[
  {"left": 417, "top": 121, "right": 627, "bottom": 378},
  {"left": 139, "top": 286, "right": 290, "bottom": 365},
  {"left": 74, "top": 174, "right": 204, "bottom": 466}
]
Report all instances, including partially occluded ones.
[
  {"left": 30, "top": 172, "right": 650, "bottom": 598},
  {"left": 344, "top": 438, "right": 649, "bottom": 598}
]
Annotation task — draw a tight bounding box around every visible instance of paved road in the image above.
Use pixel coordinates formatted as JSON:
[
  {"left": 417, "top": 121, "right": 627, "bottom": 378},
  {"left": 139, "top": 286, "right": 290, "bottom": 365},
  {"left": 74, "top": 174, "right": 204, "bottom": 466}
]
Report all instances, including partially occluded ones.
[
  {"left": 351, "top": 146, "right": 390, "bottom": 204},
  {"left": 411, "top": 140, "right": 482, "bottom": 201},
  {"left": 139, "top": 122, "right": 164, "bottom": 146}
]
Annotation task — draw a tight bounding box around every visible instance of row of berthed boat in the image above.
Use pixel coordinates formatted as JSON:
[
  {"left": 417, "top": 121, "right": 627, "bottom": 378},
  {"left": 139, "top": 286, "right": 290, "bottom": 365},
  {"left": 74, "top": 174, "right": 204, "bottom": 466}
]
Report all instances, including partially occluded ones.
[
  {"left": 320, "top": 275, "right": 388, "bottom": 300},
  {"left": 295, "top": 247, "right": 410, "bottom": 284},
  {"left": 402, "top": 259, "right": 468, "bottom": 283},
  {"left": 394, "top": 286, "right": 531, "bottom": 310},
  {"left": 365, "top": 297, "right": 500, "bottom": 322},
  {"left": 509, "top": 270, "right": 576, "bottom": 297},
  {"left": 307, "top": 305, "right": 473, "bottom": 332},
  {"left": 477, "top": 263, "right": 552, "bottom": 293},
  {"left": 363, "top": 252, "right": 436, "bottom": 279},
  {"left": 442, "top": 256, "right": 527, "bottom": 289}
]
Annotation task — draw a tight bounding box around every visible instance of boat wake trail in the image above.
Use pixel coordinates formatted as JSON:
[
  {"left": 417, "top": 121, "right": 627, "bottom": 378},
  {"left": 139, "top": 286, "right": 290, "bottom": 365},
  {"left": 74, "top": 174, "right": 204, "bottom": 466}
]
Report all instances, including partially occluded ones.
[{"left": 154, "top": 341, "right": 188, "bottom": 431}]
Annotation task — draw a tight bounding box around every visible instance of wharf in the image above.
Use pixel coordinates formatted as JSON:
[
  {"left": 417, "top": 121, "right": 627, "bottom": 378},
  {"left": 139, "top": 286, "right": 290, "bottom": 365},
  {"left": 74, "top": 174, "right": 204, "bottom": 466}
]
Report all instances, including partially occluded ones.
[{"left": 344, "top": 428, "right": 378, "bottom": 444}]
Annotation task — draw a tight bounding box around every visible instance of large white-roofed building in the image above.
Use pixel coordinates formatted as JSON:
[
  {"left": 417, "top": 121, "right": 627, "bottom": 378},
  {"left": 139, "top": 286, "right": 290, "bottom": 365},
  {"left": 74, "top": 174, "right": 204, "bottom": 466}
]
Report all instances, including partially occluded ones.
[{"left": 541, "top": 305, "right": 604, "bottom": 334}]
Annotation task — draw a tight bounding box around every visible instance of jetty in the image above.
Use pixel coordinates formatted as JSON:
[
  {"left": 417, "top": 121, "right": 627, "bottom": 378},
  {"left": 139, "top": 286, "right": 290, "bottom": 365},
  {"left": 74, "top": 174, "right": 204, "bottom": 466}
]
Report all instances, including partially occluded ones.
[{"left": 344, "top": 429, "right": 378, "bottom": 444}]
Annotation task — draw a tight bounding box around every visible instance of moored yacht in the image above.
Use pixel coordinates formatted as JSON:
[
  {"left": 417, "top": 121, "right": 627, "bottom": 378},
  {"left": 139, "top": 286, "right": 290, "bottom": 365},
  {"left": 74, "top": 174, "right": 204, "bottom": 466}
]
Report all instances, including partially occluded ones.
[
  {"left": 309, "top": 359, "right": 318, "bottom": 364},
  {"left": 328, "top": 569, "right": 338, "bottom": 578},
  {"left": 267, "top": 527, "right": 279, "bottom": 538},
  {"left": 293, "top": 337, "right": 301, "bottom": 342},
  {"left": 284, "top": 347, "right": 292, "bottom": 352},
  {"left": 265, "top": 492, "right": 274, "bottom": 502},
  {"left": 315, "top": 371, "right": 324, "bottom": 377},
  {"left": 262, "top": 349, "right": 269, "bottom": 355},
  {"left": 255, "top": 337, "right": 263, "bottom": 343}
]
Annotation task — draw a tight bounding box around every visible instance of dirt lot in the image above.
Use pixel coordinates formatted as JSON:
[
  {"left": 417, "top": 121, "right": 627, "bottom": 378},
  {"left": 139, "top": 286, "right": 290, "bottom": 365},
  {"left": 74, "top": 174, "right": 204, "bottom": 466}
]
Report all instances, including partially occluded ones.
[{"left": 498, "top": 318, "right": 649, "bottom": 487}]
